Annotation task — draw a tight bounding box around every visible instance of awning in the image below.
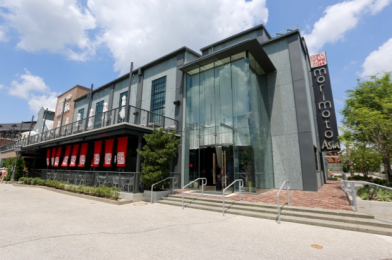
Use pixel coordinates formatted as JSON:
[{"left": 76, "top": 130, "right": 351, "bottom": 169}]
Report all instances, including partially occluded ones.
[
  {"left": 69, "top": 144, "right": 79, "bottom": 167},
  {"left": 46, "top": 149, "right": 51, "bottom": 167},
  {"left": 53, "top": 147, "right": 62, "bottom": 167},
  {"left": 117, "top": 137, "right": 128, "bottom": 167},
  {"left": 91, "top": 141, "right": 102, "bottom": 167},
  {"left": 104, "top": 139, "right": 114, "bottom": 167},
  {"left": 51, "top": 147, "right": 56, "bottom": 166},
  {"left": 78, "top": 143, "right": 88, "bottom": 167},
  {"left": 61, "top": 145, "right": 72, "bottom": 167}
]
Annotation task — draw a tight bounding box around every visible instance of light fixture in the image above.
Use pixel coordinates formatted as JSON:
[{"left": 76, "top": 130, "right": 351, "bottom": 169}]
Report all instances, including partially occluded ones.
[
  {"left": 133, "top": 111, "right": 139, "bottom": 115},
  {"left": 173, "top": 100, "right": 181, "bottom": 106}
]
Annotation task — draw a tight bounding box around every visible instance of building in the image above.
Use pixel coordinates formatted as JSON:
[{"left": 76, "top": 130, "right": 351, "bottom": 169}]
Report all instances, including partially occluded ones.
[
  {"left": 53, "top": 85, "right": 90, "bottom": 130},
  {"left": 0, "top": 121, "right": 36, "bottom": 166},
  {"left": 2, "top": 24, "right": 340, "bottom": 193}
]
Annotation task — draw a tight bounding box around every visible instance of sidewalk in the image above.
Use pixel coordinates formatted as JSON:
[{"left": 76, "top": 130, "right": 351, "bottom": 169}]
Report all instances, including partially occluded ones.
[
  {"left": 1, "top": 184, "right": 391, "bottom": 259},
  {"left": 176, "top": 181, "right": 353, "bottom": 211}
]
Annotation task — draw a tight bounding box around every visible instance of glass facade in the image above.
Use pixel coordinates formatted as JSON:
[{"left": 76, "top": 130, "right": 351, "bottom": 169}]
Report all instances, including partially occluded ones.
[{"left": 184, "top": 51, "right": 273, "bottom": 192}]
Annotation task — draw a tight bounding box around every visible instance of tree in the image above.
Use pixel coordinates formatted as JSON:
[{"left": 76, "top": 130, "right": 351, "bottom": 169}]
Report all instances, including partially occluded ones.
[
  {"left": 344, "top": 144, "right": 381, "bottom": 177},
  {"left": 341, "top": 72, "right": 392, "bottom": 184},
  {"left": 137, "top": 128, "right": 180, "bottom": 189},
  {"left": 2, "top": 157, "right": 25, "bottom": 181}
]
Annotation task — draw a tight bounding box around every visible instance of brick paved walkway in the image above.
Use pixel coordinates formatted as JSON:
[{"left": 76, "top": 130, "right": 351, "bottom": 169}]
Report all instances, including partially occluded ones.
[{"left": 176, "top": 180, "right": 353, "bottom": 211}]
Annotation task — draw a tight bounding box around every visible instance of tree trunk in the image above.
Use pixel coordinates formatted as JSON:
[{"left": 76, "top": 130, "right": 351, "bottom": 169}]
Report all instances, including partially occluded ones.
[
  {"left": 383, "top": 157, "right": 390, "bottom": 186},
  {"left": 386, "top": 157, "right": 391, "bottom": 186}
]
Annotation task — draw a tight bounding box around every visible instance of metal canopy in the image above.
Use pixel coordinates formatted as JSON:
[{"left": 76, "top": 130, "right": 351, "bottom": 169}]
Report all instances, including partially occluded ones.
[{"left": 179, "top": 38, "right": 276, "bottom": 73}]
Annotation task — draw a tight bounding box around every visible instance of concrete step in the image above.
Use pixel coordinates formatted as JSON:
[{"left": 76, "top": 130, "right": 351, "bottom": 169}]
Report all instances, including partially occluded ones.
[
  {"left": 160, "top": 199, "right": 391, "bottom": 229},
  {"left": 166, "top": 194, "right": 374, "bottom": 219},
  {"left": 159, "top": 196, "right": 392, "bottom": 236}
]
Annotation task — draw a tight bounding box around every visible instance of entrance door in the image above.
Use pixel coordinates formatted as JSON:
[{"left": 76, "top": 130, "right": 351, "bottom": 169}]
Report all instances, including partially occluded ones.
[{"left": 188, "top": 146, "right": 233, "bottom": 190}]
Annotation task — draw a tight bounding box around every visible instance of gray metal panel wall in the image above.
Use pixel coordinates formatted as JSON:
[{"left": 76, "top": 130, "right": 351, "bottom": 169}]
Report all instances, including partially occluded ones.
[
  {"left": 263, "top": 38, "right": 303, "bottom": 190},
  {"left": 172, "top": 53, "right": 185, "bottom": 173},
  {"left": 287, "top": 34, "right": 318, "bottom": 191}
]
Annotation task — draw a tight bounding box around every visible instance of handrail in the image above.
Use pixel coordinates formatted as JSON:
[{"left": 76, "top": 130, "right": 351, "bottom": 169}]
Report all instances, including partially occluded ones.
[
  {"left": 277, "top": 180, "right": 290, "bottom": 224},
  {"left": 222, "top": 179, "right": 243, "bottom": 216},
  {"left": 182, "top": 178, "right": 207, "bottom": 209},
  {"left": 150, "top": 177, "right": 177, "bottom": 204},
  {"left": 341, "top": 180, "right": 392, "bottom": 212}
]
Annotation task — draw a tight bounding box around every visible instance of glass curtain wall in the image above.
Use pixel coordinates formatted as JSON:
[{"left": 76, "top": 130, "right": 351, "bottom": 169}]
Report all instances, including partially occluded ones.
[{"left": 184, "top": 51, "right": 274, "bottom": 192}]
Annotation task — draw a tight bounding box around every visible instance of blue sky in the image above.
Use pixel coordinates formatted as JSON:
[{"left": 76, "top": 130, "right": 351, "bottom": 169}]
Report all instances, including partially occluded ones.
[{"left": 0, "top": 0, "right": 391, "bottom": 126}]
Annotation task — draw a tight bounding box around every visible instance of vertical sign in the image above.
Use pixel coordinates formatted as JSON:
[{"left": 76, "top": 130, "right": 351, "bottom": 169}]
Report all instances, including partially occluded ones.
[{"left": 310, "top": 52, "right": 340, "bottom": 151}]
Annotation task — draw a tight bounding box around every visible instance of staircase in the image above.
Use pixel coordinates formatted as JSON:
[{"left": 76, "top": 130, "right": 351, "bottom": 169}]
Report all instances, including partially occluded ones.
[{"left": 158, "top": 194, "right": 392, "bottom": 236}]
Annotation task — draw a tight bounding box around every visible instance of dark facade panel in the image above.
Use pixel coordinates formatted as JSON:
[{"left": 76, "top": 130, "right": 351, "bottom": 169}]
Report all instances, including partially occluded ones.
[
  {"left": 298, "top": 132, "right": 318, "bottom": 191},
  {"left": 288, "top": 34, "right": 319, "bottom": 191}
]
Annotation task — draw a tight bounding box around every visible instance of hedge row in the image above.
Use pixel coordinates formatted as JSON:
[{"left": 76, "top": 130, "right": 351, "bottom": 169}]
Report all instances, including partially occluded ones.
[{"left": 19, "top": 177, "right": 121, "bottom": 199}]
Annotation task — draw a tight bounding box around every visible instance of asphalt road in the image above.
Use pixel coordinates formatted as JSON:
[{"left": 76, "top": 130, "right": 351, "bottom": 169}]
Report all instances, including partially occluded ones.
[{"left": 1, "top": 184, "right": 391, "bottom": 260}]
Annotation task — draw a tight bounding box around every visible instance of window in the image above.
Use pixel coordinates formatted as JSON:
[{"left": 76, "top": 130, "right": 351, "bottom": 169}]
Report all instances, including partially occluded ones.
[
  {"left": 150, "top": 76, "right": 166, "bottom": 125},
  {"left": 78, "top": 108, "right": 85, "bottom": 120},
  {"left": 94, "top": 101, "right": 104, "bottom": 129},
  {"left": 119, "top": 91, "right": 128, "bottom": 108}
]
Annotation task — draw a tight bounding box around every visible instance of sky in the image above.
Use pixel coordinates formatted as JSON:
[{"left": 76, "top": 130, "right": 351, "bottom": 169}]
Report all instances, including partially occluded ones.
[{"left": 0, "top": 0, "right": 391, "bottom": 127}]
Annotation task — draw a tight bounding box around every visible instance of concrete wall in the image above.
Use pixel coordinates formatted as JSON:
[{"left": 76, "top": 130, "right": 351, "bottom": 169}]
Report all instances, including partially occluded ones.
[
  {"left": 74, "top": 98, "right": 89, "bottom": 122},
  {"left": 141, "top": 56, "right": 178, "bottom": 120},
  {"left": 287, "top": 34, "right": 319, "bottom": 191},
  {"left": 113, "top": 80, "right": 128, "bottom": 109},
  {"left": 185, "top": 52, "right": 200, "bottom": 63},
  {"left": 91, "top": 87, "right": 111, "bottom": 113},
  {"left": 263, "top": 38, "right": 303, "bottom": 190}
]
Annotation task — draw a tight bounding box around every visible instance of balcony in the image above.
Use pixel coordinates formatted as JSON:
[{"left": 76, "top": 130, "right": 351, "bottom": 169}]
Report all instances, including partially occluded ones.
[{"left": 2, "top": 105, "right": 178, "bottom": 150}]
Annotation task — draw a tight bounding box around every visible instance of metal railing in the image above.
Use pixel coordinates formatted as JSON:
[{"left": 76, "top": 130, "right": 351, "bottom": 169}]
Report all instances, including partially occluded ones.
[
  {"left": 0, "top": 142, "right": 17, "bottom": 152},
  {"left": 277, "top": 180, "right": 290, "bottom": 224},
  {"left": 7, "top": 104, "right": 178, "bottom": 149},
  {"left": 182, "top": 178, "right": 207, "bottom": 209},
  {"left": 341, "top": 180, "right": 392, "bottom": 212},
  {"left": 150, "top": 177, "right": 177, "bottom": 204},
  {"left": 34, "top": 169, "right": 137, "bottom": 193},
  {"left": 222, "top": 179, "right": 243, "bottom": 216}
]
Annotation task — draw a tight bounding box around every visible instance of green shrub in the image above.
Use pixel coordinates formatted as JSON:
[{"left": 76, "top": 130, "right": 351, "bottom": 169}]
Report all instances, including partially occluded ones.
[
  {"left": 22, "top": 177, "right": 32, "bottom": 185},
  {"left": 357, "top": 186, "right": 371, "bottom": 200},
  {"left": 375, "top": 188, "right": 392, "bottom": 202},
  {"left": 76, "top": 185, "right": 83, "bottom": 193},
  {"left": 16, "top": 176, "right": 120, "bottom": 200},
  {"left": 31, "top": 177, "right": 41, "bottom": 185}
]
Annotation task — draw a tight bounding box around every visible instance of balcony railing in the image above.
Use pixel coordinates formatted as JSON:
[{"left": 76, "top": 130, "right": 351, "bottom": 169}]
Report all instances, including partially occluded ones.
[{"left": 14, "top": 105, "right": 178, "bottom": 148}]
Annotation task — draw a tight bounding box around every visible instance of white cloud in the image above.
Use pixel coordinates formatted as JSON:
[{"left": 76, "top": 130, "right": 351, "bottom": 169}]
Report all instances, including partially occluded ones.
[
  {"left": 0, "top": 0, "right": 268, "bottom": 72},
  {"left": 361, "top": 38, "right": 392, "bottom": 77},
  {"left": 28, "top": 93, "right": 58, "bottom": 116},
  {"left": 88, "top": 0, "right": 268, "bottom": 74},
  {"left": 370, "top": 0, "right": 392, "bottom": 13},
  {"left": 0, "top": 0, "right": 96, "bottom": 60},
  {"left": 8, "top": 69, "right": 49, "bottom": 99},
  {"left": 0, "top": 27, "right": 6, "bottom": 42},
  {"left": 7, "top": 69, "right": 58, "bottom": 115},
  {"left": 0, "top": 84, "right": 4, "bottom": 89},
  {"left": 304, "top": 0, "right": 392, "bottom": 54}
]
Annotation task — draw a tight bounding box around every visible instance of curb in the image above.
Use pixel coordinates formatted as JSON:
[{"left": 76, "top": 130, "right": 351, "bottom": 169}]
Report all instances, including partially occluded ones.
[{"left": 12, "top": 183, "right": 134, "bottom": 205}]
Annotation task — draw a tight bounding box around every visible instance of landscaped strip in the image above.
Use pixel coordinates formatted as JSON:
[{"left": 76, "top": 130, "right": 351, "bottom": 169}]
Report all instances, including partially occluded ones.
[{"left": 18, "top": 177, "right": 121, "bottom": 200}]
